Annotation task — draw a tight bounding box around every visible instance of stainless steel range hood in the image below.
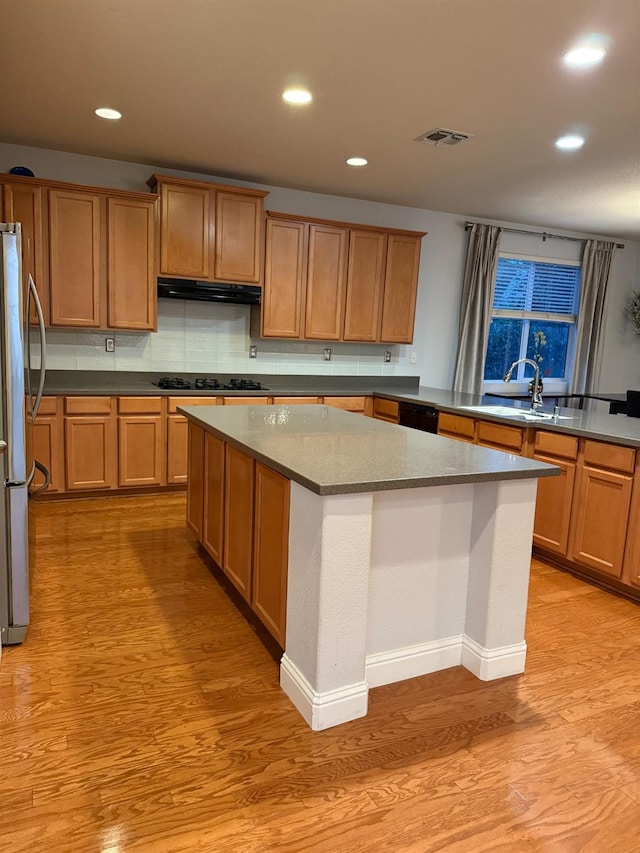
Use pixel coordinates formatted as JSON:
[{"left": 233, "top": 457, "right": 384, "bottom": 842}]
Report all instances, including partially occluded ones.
[{"left": 157, "top": 277, "right": 261, "bottom": 305}]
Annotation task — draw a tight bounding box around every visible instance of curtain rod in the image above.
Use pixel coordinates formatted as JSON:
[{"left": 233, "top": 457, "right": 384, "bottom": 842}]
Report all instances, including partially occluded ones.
[{"left": 464, "top": 221, "right": 624, "bottom": 249}]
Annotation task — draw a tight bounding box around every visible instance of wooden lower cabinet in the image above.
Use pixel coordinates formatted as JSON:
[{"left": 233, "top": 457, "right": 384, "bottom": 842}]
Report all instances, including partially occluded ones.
[
  {"left": 186, "top": 422, "right": 205, "bottom": 536},
  {"left": 30, "top": 397, "right": 64, "bottom": 493},
  {"left": 272, "top": 397, "right": 319, "bottom": 405},
  {"left": 167, "top": 415, "right": 189, "bottom": 484},
  {"left": 437, "top": 413, "right": 475, "bottom": 442},
  {"left": 223, "top": 445, "right": 255, "bottom": 602},
  {"left": 188, "top": 431, "right": 290, "bottom": 646},
  {"left": 202, "top": 433, "right": 225, "bottom": 565},
  {"left": 476, "top": 420, "right": 527, "bottom": 454},
  {"left": 65, "top": 415, "right": 116, "bottom": 491},
  {"left": 372, "top": 396, "right": 399, "bottom": 423},
  {"left": 532, "top": 431, "right": 579, "bottom": 556},
  {"left": 252, "top": 463, "right": 289, "bottom": 646},
  {"left": 117, "top": 396, "right": 164, "bottom": 487},
  {"left": 323, "top": 396, "right": 372, "bottom": 416},
  {"left": 567, "top": 440, "right": 635, "bottom": 579}
]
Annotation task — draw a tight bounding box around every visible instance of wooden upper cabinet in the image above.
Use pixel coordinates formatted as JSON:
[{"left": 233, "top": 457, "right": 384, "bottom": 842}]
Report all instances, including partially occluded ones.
[
  {"left": 261, "top": 218, "right": 306, "bottom": 338},
  {"left": 3, "top": 181, "right": 48, "bottom": 324},
  {"left": 343, "top": 229, "right": 386, "bottom": 342},
  {"left": 214, "top": 192, "right": 263, "bottom": 283},
  {"left": 49, "top": 189, "right": 102, "bottom": 327},
  {"left": 380, "top": 233, "right": 422, "bottom": 343},
  {"left": 260, "top": 211, "right": 425, "bottom": 344},
  {"left": 304, "top": 224, "right": 348, "bottom": 340},
  {"left": 107, "top": 197, "right": 156, "bottom": 330},
  {"left": 149, "top": 175, "right": 267, "bottom": 284},
  {"left": 157, "top": 181, "right": 212, "bottom": 279}
]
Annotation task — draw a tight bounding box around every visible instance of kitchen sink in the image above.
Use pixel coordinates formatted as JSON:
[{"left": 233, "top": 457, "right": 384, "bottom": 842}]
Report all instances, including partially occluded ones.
[{"left": 459, "top": 405, "right": 573, "bottom": 421}]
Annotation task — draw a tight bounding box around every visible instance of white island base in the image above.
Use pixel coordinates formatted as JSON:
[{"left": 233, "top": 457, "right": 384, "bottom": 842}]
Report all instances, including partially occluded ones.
[{"left": 280, "top": 477, "right": 538, "bottom": 730}]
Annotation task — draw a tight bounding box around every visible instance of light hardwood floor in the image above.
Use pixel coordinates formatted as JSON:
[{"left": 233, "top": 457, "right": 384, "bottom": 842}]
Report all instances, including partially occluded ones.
[{"left": 1, "top": 493, "right": 640, "bottom": 852}]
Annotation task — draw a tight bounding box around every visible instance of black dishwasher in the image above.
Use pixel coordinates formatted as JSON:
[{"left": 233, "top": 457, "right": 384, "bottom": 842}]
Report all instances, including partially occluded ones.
[{"left": 398, "top": 402, "right": 440, "bottom": 433}]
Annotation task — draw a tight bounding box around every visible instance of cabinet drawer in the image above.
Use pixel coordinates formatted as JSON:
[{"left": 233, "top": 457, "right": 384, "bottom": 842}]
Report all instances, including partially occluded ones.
[
  {"left": 221, "top": 397, "right": 269, "bottom": 406},
  {"left": 476, "top": 421, "right": 525, "bottom": 453},
  {"left": 272, "top": 397, "right": 319, "bottom": 405},
  {"left": 438, "top": 413, "right": 475, "bottom": 441},
  {"left": 167, "top": 396, "right": 219, "bottom": 414},
  {"left": 372, "top": 397, "right": 399, "bottom": 419},
  {"left": 36, "top": 396, "right": 59, "bottom": 416},
  {"left": 117, "top": 396, "right": 163, "bottom": 415},
  {"left": 65, "top": 396, "right": 112, "bottom": 415},
  {"left": 534, "top": 430, "right": 578, "bottom": 460},
  {"left": 583, "top": 440, "right": 635, "bottom": 474},
  {"left": 323, "top": 396, "right": 367, "bottom": 412}
]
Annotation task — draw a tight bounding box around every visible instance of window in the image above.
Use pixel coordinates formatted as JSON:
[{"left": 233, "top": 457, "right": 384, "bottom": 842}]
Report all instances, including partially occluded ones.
[{"left": 484, "top": 254, "right": 581, "bottom": 385}]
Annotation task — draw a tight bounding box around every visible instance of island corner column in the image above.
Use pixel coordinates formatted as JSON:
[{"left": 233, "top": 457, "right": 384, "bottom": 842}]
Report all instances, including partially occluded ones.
[{"left": 280, "top": 481, "right": 374, "bottom": 731}]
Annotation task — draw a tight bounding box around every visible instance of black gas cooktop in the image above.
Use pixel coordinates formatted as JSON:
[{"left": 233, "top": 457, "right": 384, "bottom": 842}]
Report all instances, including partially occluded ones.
[{"left": 153, "top": 376, "right": 268, "bottom": 391}]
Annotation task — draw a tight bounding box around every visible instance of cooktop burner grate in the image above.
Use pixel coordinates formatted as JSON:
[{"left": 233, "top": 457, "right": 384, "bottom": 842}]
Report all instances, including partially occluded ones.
[{"left": 153, "top": 376, "right": 268, "bottom": 391}]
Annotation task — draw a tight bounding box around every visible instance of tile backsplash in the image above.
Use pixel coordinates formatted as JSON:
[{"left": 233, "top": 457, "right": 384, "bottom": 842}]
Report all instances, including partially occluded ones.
[{"left": 43, "top": 300, "right": 420, "bottom": 377}]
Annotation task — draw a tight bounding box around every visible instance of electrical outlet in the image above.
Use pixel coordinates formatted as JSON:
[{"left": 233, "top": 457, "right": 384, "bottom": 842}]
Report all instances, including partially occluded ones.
[
  {"left": 323, "top": 347, "right": 332, "bottom": 361},
  {"left": 249, "top": 345, "right": 257, "bottom": 358},
  {"left": 410, "top": 351, "right": 417, "bottom": 364},
  {"left": 384, "top": 350, "right": 391, "bottom": 363},
  {"left": 105, "top": 337, "right": 115, "bottom": 353}
]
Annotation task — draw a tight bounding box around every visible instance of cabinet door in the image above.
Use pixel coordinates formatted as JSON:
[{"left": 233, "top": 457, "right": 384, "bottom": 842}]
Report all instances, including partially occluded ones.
[
  {"left": 380, "top": 234, "right": 422, "bottom": 343},
  {"left": 167, "top": 415, "right": 189, "bottom": 484},
  {"left": 343, "top": 229, "right": 386, "bottom": 342},
  {"left": 118, "top": 416, "right": 165, "bottom": 487},
  {"left": 202, "top": 433, "right": 225, "bottom": 565},
  {"left": 214, "top": 192, "right": 263, "bottom": 283},
  {"left": 3, "top": 182, "right": 47, "bottom": 324},
  {"left": 569, "top": 465, "right": 633, "bottom": 578},
  {"left": 49, "top": 189, "right": 102, "bottom": 327},
  {"left": 304, "top": 224, "right": 348, "bottom": 340},
  {"left": 107, "top": 197, "right": 156, "bottom": 330},
  {"left": 159, "top": 182, "right": 212, "bottom": 279},
  {"left": 31, "top": 399, "right": 64, "bottom": 493},
  {"left": 252, "top": 462, "right": 290, "bottom": 646},
  {"left": 261, "top": 218, "right": 306, "bottom": 338},
  {"left": 64, "top": 415, "right": 116, "bottom": 490},
  {"left": 186, "top": 422, "right": 205, "bottom": 536},
  {"left": 223, "top": 445, "right": 254, "bottom": 602},
  {"left": 532, "top": 453, "right": 576, "bottom": 555}
]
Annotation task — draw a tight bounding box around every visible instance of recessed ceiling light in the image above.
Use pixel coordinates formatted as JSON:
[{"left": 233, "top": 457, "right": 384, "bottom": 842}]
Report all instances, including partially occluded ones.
[
  {"left": 563, "top": 37, "right": 607, "bottom": 67},
  {"left": 555, "top": 135, "right": 585, "bottom": 151},
  {"left": 95, "top": 107, "right": 122, "bottom": 120},
  {"left": 346, "top": 157, "right": 368, "bottom": 167},
  {"left": 282, "top": 88, "right": 312, "bottom": 105}
]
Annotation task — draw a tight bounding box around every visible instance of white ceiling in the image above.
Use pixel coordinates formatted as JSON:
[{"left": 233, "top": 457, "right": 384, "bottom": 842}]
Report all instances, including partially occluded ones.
[{"left": 3, "top": 0, "right": 639, "bottom": 239}]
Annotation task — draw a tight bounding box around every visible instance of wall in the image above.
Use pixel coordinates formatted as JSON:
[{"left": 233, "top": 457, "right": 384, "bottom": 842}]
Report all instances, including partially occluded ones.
[{"left": 2, "top": 142, "right": 638, "bottom": 389}]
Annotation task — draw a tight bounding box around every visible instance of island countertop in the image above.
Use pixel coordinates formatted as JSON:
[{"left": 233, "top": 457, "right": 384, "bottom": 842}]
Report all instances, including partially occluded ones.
[{"left": 179, "top": 403, "right": 557, "bottom": 495}]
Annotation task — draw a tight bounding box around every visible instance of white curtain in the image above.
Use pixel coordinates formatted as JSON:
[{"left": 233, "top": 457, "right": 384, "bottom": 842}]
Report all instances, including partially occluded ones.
[
  {"left": 570, "top": 240, "right": 617, "bottom": 395},
  {"left": 452, "top": 224, "right": 502, "bottom": 394}
]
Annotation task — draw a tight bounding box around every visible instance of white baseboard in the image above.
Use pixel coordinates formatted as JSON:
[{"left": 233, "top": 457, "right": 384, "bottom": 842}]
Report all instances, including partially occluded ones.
[
  {"left": 461, "top": 635, "right": 527, "bottom": 680},
  {"left": 280, "top": 654, "right": 368, "bottom": 731},
  {"left": 365, "top": 635, "right": 463, "bottom": 688}
]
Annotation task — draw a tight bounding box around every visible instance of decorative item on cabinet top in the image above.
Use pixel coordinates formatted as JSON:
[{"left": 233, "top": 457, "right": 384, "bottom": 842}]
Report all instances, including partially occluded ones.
[{"left": 256, "top": 211, "right": 427, "bottom": 345}]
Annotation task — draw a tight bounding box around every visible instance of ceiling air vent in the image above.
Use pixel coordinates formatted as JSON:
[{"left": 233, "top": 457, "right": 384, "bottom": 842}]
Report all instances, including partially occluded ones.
[{"left": 414, "top": 128, "right": 473, "bottom": 146}]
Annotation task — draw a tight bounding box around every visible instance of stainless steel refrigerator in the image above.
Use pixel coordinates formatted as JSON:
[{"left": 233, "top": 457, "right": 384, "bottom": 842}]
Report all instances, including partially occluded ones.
[{"left": 0, "top": 223, "right": 48, "bottom": 646}]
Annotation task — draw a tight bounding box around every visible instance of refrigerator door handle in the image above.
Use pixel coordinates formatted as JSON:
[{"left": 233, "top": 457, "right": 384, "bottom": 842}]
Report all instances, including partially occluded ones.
[
  {"left": 28, "top": 274, "right": 47, "bottom": 421},
  {"left": 28, "top": 459, "right": 51, "bottom": 494}
]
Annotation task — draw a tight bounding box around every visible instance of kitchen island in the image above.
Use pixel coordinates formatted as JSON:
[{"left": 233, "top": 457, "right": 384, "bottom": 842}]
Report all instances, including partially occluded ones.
[{"left": 180, "top": 403, "right": 556, "bottom": 730}]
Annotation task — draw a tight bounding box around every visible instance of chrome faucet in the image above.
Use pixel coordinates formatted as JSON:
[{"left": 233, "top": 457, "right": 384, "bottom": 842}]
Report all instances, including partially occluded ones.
[{"left": 503, "top": 358, "right": 543, "bottom": 411}]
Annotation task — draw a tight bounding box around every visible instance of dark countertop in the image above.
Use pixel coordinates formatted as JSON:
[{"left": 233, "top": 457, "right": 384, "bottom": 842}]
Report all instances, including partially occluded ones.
[
  {"left": 179, "top": 404, "right": 557, "bottom": 496},
  {"left": 41, "top": 371, "right": 640, "bottom": 449},
  {"left": 41, "top": 370, "right": 421, "bottom": 397}
]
